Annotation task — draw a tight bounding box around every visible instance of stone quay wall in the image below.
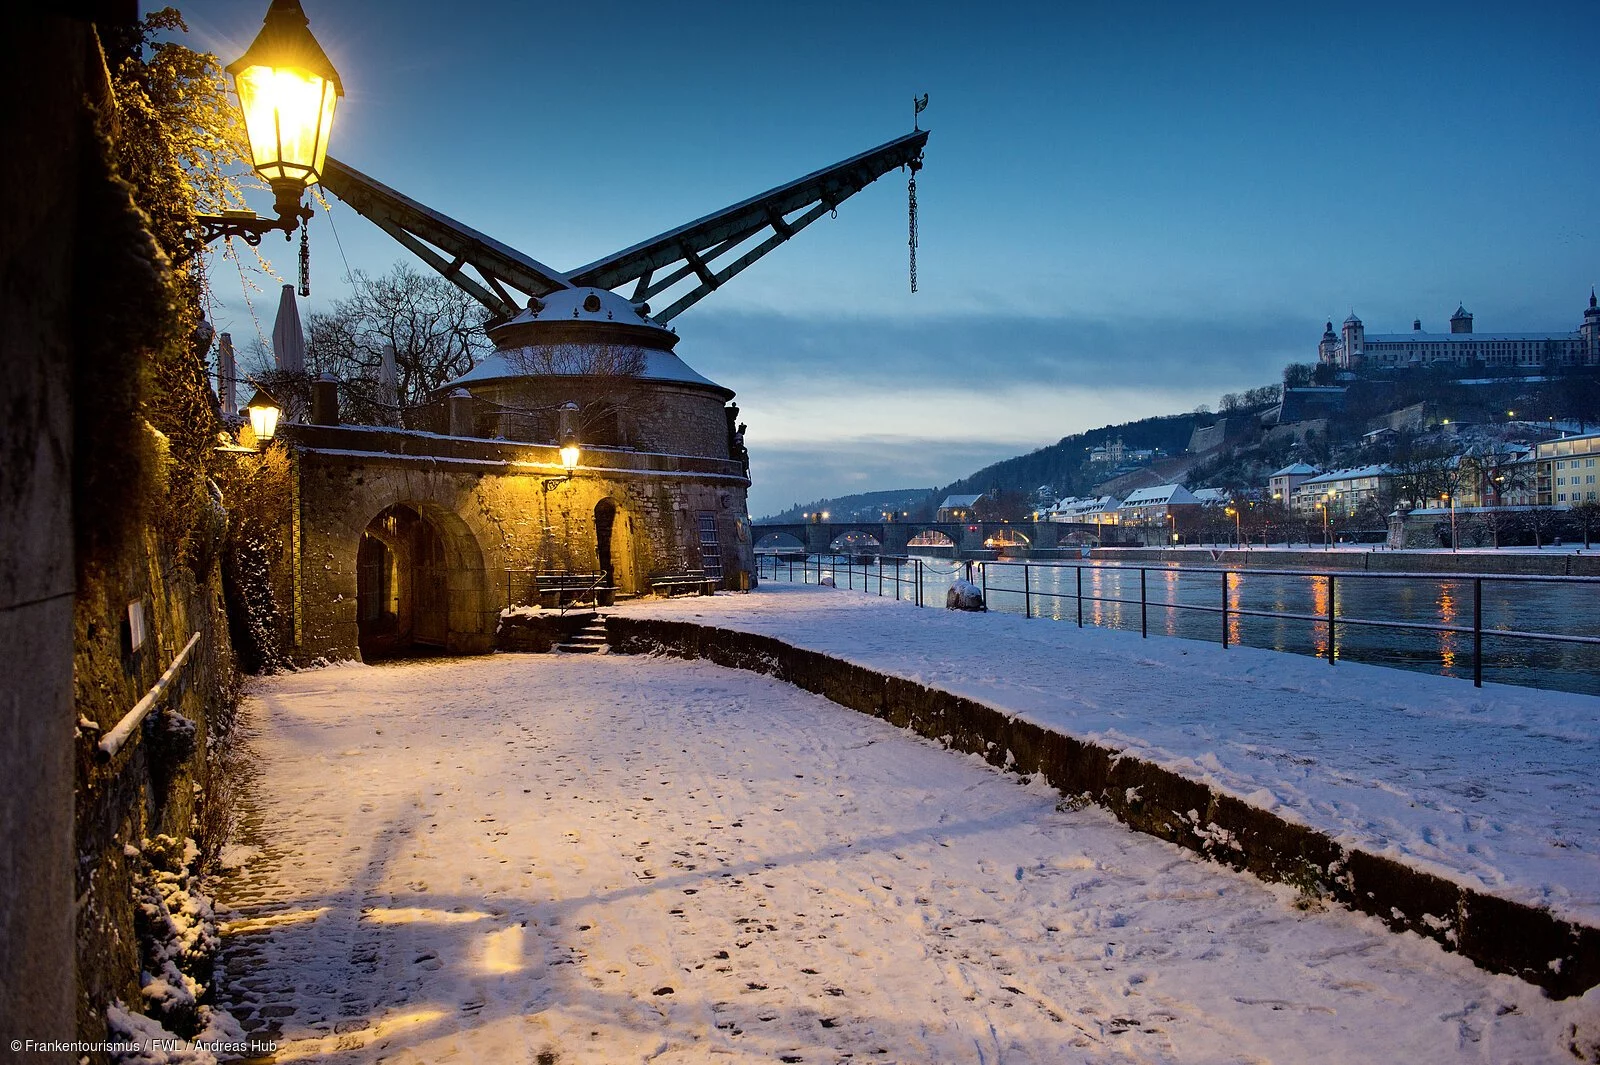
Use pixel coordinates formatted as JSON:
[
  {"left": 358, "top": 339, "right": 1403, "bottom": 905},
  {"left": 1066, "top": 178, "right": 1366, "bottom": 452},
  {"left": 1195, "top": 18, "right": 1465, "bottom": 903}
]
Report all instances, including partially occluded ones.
[{"left": 606, "top": 616, "right": 1600, "bottom": 999}]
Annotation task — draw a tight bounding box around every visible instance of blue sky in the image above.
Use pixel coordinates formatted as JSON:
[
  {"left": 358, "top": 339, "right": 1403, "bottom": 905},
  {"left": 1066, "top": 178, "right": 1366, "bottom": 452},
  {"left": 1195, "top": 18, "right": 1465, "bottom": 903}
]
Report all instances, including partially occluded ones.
[{"left": 166, "top": 0, "right": 1598, "bottom": 516}]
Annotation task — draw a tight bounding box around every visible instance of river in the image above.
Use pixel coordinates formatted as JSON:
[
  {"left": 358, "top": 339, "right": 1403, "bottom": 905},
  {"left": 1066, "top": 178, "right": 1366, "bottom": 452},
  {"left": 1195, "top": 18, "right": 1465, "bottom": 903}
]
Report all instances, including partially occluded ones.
[{"left": 761, "top": 555, "right": 1600, "bottom": 697}]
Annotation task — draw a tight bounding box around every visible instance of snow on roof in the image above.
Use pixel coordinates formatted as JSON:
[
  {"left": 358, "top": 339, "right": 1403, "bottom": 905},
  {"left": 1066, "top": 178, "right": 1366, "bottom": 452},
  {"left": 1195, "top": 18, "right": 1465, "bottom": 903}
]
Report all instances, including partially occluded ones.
[
  {"left": 1191, "top": 487, "right": 1229, "bottom": 504},
  {"left": 1270, "top": 463, "right": 1319, "bottom": 477},
  {"left": 939, "top": 494, "right": 984, "bottom": 509},
  {"left": 444, "top": 347, "right": 723, "bottom": 391},
  {"left": 1118, "top": 484, "right": 1200, "bottom": 507},
  {"left": 1299, "top": 464, "right": 1395, "bottom": 486},
  {"left": 502, "top": 286, "right": 655, "bottom": 329}
]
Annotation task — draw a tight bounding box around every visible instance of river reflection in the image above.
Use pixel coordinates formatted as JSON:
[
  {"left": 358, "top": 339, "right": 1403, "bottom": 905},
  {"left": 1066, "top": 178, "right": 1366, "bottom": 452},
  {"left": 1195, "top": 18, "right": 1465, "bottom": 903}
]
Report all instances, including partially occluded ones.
[{"left": 770, "top": 555, "right": 1600, "bottom": 697}]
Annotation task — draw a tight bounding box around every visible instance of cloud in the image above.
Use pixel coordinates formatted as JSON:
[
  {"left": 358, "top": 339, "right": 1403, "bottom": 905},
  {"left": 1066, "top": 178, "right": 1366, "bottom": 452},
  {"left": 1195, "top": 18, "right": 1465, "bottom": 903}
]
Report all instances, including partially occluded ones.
[
  {"left": 683, "top": 308, "right": 1308, "bottom": 395},
  {"left": 693, "top": 308, "right": 1309, "bottom": 515}
]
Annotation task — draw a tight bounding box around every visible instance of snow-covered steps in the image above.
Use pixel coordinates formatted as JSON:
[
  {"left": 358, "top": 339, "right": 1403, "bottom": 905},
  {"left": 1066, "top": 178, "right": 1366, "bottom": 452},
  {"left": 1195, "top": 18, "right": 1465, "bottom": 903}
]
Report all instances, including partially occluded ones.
[{"left": 556, "top": 615, "right": 608, "bottom": 653}]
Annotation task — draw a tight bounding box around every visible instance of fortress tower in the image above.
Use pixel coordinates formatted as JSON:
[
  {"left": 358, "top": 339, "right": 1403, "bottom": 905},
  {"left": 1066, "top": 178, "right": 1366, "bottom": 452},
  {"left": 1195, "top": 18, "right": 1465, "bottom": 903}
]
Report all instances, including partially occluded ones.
[{"left": 1341, "top": 312, "right": 1365, "bottom": 368}]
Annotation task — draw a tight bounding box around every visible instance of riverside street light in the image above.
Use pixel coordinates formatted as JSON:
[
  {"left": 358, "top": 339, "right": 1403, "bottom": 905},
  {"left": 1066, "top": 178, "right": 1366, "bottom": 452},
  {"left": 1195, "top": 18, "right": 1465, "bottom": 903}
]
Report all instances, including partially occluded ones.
[{"left": 193, "top": 0, "right": 344, "bottom": 250}]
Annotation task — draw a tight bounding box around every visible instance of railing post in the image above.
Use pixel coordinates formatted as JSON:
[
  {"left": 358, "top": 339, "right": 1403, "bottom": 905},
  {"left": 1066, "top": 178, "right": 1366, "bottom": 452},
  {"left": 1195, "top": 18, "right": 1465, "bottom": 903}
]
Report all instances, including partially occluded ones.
[
  {"left": 1327, "top": 573, "right": 1336, "bottom": 665},
  {"left": 1473, "top": 577, "right": 1483, "bottom": 687},
  {"left": 878, "top": 555, "right": 884, "bottom": 597},
  {"left": 916, "top": 559, "right": 923, "bottom": 607},
  {"left": 1140, "top": 568, "right": 1148, "bottom": 638},
  {"left": 1221, "top": 570, "right": 1229, "bottom": 648},
  {"left": 1023, "top": 563, "right": 1031, "bottom": 618},
  {"left": 980, "top": 562, "right": 988, "bottom": 606},
  {"left": 1076, "top": 566, "right": 1083, "bottom": 627}
]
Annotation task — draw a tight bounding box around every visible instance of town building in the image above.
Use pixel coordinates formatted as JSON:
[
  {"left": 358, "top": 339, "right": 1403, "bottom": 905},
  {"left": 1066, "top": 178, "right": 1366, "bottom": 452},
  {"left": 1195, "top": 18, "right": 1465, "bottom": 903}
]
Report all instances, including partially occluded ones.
[
  {"left": 1117, "top": 484, "right": 1201, "bottom": 531},
  {"left": 937, "top": 493, "right": 985, "bottom": 522},
  {"left": 1537, "top": 431, "right": 1600, "bottom": 506},
  {"left": 1317, "top": 292, "right": 1600, "bottom": 371},
  {"left": 1289, "top": 465, "right": 1396, "bottom": 517},
  {"left": 1268, "top": 462, "right": 1319, "bottom": 504},
  {"left": 1044, "top": 495, "right": 1121, "bottom": 526}
]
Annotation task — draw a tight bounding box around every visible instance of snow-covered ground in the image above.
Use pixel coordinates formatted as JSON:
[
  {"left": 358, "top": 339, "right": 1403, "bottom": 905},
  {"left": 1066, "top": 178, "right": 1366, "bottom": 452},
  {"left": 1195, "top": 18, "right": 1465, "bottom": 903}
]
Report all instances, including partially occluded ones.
[
  {"left": 624, "top": 584, "right": 1600, "bottom": 927},
  {"left": 220, "top": 653, "right": 1598, "bottom": 1063}
]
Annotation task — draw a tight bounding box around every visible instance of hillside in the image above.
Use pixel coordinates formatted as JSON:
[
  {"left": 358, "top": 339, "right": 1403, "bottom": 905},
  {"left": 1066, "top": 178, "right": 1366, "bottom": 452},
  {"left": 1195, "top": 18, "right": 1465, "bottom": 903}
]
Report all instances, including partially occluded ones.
[
  {"left": 761, "top": 487, "right": 938, "bottom": 524},
  {"left": 755, "top": 412, "right": 1221, "bottom": 523},
  {"left": 754, "top": 365, "right": 1600, "bottom": 525}
]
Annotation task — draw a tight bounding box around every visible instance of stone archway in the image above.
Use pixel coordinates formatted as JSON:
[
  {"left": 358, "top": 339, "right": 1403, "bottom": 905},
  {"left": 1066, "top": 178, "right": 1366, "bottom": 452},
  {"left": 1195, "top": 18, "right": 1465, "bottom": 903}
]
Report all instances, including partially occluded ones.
[{"left": 357, "top": 501, "right": 493, "bottom": 660}]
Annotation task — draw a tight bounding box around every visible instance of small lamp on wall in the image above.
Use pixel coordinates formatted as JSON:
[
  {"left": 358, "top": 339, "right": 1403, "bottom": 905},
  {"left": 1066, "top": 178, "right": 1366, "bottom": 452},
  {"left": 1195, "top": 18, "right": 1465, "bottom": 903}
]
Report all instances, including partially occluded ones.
[
  {"left": 558, "top": 402, "right": 581, "bottom": 473},
  {"left": 245, "top": 386, "right": 282, "bottom": 447}
]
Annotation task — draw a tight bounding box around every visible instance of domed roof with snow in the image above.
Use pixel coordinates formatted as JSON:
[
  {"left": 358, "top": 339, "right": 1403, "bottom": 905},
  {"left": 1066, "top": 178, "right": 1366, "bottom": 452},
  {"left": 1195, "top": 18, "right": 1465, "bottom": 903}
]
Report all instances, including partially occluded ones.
[{"left": 445, "top": 286, "right": 731, "bottom": 397}]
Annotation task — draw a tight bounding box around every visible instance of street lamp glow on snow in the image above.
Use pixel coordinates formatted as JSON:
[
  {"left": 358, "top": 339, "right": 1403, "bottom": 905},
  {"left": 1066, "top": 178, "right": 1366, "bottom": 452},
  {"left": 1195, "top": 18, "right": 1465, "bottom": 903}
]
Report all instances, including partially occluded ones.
[{"left": 227, "top": 0, "right": 344, "bottom": 220}]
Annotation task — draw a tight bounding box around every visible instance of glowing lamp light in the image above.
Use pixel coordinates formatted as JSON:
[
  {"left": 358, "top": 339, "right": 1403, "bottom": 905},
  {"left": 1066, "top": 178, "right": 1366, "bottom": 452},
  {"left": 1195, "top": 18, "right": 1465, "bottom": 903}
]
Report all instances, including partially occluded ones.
[
  {"left": 226, "top": 1, "right": 344, "bottom": 217},
  {"left": 559, "top": 437, "right": 581, "bottom": 473},
  {"left": 245, "top": 387, "right": 281, "bottom": 446}
]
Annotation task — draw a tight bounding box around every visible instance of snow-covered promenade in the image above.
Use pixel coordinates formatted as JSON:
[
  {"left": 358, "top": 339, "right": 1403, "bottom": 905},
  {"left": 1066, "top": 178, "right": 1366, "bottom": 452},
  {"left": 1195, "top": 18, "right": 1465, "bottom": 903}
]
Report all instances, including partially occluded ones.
[
  {"left": 219, "top": 652, "right": 1596, "bottom": 1063},
  {"left": 626, "top": 584, "right": 1600, "bottom": 928}
]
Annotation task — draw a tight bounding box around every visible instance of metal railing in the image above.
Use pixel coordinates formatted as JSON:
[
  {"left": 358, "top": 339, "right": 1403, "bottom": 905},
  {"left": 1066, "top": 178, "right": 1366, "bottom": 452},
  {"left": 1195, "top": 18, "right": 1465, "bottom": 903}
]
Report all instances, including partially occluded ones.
[
  {"left": 97, "top": 632, "right": 202, "bottom": 762},
  {"left": 756, "top": 554, "right": 1600, "bottom": 692}
]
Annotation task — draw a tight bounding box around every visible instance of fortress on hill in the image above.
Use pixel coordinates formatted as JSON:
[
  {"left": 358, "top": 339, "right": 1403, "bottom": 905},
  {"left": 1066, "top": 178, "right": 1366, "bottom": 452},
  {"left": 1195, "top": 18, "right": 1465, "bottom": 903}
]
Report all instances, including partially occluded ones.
[{"left": 1318, "top": 291, "right": 1600, "bottom": 371}]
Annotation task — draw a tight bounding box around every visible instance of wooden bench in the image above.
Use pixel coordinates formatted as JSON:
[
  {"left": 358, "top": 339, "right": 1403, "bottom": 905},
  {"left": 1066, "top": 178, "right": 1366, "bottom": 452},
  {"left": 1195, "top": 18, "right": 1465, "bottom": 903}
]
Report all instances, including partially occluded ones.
[
  {"left": 650, "top": 571, "right": 717, "bottom": 597},
  {"left": 536, "top": 572, "right": 614, "bottom": 610}
]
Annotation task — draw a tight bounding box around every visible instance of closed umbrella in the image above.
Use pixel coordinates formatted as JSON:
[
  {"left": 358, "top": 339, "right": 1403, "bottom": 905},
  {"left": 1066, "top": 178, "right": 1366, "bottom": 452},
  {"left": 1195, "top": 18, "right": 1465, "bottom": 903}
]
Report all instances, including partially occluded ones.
[
  {"left": 380, "top": 342, "right": 399, "bottom": 410},
  {"left": 217, "top": 332, "right": 237, "bottom": 415},
  {"left": 272, "top": 283, "right": 305, "bottom": 375}
]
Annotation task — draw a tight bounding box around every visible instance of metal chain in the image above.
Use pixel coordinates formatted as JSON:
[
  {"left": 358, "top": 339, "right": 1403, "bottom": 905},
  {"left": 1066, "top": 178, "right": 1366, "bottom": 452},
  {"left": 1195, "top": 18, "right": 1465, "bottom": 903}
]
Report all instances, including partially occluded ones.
[
  {"left": 298, "top": 218, "right": 311, "bottom": 297},
  {"left": 908, "top": 173, "right": 919, "bottom": 293}
]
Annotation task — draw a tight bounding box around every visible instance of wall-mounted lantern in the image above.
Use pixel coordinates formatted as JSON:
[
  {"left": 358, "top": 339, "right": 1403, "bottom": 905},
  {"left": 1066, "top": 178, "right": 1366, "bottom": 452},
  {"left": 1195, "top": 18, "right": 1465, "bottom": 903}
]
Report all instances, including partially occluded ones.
[
  {"left": 193, "top": 0, "right": 343, "bottom": 251},
  {"left": 245, "top": 386, "right": 281, "bottom": 447},
  {"left": 557, "top": 401, "right": 581, "bottom": 473}
]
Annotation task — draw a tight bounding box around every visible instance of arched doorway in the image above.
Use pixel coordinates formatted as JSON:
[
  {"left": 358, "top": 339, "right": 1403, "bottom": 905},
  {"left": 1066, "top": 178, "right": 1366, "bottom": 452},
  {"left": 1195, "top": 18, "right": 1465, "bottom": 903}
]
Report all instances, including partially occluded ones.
[
  {"left": 594, "top": 498, "right": 617, "bottom": 589},
  {"left": 357, "top": 502, "right": 491, "bottom": 659},
  {"left": 591, "top": 497, "right": 635, "bottom": 599}
]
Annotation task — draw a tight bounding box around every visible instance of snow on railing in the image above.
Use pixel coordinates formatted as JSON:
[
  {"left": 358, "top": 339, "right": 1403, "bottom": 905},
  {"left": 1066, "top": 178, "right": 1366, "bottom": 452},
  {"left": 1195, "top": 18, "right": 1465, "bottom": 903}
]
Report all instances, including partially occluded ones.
[{"left": 97, "top": 632, "right": 201, "bottom": 763}]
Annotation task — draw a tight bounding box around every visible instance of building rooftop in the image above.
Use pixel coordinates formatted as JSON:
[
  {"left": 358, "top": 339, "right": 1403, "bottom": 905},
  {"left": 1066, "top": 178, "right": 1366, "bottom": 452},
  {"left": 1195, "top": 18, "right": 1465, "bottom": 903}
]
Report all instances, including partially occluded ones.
[{"left": 1119, "top": 484, "right": 1200, "bottom": 507}]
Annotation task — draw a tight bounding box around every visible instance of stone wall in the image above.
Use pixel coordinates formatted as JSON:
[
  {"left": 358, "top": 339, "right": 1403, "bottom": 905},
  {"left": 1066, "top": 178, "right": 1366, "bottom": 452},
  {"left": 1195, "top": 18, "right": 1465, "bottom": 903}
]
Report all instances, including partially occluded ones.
[
  {"left": 468, "top": 379, "right": 734, "bottom": 460},
  {"left": 0, "top": 15, "right": 91, "bottom": 1056},
  {"left": 288, "top": 432, "right": 753, "bottom": 663},
  {"left": 607, "top": 616, "right": 1600, "bottom": 999}
]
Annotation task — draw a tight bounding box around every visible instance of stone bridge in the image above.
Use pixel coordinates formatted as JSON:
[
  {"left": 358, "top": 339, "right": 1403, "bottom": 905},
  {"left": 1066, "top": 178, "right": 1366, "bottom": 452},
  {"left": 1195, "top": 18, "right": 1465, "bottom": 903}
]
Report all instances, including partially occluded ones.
[{"left": 753, "top": 520, "right": 1102, "bottom": 558}]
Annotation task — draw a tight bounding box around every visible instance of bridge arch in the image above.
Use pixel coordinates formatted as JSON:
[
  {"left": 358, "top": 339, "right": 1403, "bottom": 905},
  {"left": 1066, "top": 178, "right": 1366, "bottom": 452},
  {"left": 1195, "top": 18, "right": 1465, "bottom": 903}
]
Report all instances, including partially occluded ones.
[
  {"left": 906, "top": 529, "right": 956, "bottom": 548},
  {"left": 755, "top": 531, "right": 806, "bottom": 556},
  {"left": 983, "top": 528, "right": 1031, "bottom": 549}
]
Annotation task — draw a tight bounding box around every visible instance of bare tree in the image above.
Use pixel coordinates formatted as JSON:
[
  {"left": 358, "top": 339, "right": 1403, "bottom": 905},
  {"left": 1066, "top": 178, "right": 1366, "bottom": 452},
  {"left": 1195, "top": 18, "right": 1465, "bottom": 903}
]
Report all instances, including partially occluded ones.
[
  {"left": 500, "top": 342, "right": 649, "bottom": 446},
  {"left": 1571, "top": 499, "right": 1600, "bottom": 550},
  {"left": 306, "top": 262, "right": 492, "bottom": 416}
]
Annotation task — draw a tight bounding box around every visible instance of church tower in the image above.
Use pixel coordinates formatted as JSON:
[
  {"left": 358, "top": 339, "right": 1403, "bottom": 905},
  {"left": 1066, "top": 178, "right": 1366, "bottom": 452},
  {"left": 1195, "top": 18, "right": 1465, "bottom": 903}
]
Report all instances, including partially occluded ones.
[
  {"left": 1341, "top": 313, "right": 1364, "bottom": 369},
  {"left": 1318, "top": 320, "right": 1339, "bottom": 366},
  {"left": 1583, "top": 288, "right": 1600, "bottom": 364},
  {"left": 1450, "top": 304, "right": 1474, "bottom": 334}
]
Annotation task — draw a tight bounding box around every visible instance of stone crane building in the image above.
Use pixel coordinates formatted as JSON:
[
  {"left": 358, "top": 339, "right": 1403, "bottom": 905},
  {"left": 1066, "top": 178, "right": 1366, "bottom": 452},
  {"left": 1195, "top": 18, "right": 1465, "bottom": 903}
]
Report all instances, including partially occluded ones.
[
  {"left": 272, "top": 128, "right": 928, "bottom": 663},
  {"left": 285, "top": 286, "right": 755, "bottom": 662}
]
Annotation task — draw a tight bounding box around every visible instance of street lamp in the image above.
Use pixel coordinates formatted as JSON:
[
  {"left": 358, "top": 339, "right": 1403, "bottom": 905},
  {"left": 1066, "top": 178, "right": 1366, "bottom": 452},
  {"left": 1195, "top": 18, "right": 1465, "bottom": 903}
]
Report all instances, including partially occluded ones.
[
  {"left": 557, "top": 401, "right": 581, "bottom": 473},
  {"left": 1225, "top": 504, "right": 1242, "bottom": 548},
  {"left": 244, "top": 386, "right": 281, "bottom": 447},
  {"left": 1317, "top": 499, "right": 1331, "bottom": 549},
  {"left": 194, "top": 1, "right": 343, "bottom": 250}
]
